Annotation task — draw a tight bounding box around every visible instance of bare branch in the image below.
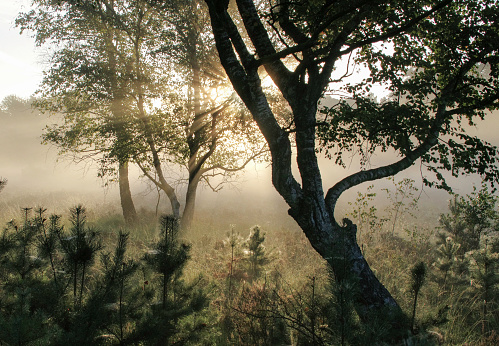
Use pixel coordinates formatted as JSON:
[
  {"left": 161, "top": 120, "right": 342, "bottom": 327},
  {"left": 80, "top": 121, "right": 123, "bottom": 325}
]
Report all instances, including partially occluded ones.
[{"left": 204, "top": 146, "right": 268, "bottom": 174}]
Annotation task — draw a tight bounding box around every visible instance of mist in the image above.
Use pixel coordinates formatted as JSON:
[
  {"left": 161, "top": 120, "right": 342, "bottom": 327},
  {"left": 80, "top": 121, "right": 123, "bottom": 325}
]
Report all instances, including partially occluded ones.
[
  {"left": 2, "top": 94, "right": 496, "bottom": 230},
  {"left": 0, "top": 96, "right": 287, "bottom": 225}
]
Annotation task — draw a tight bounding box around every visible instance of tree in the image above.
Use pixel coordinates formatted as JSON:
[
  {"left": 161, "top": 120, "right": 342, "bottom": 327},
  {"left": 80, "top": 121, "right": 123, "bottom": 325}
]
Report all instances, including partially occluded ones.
[
  {"left": 141, "top": 0, "right": 266, "bottom": 228},
  {"left": 433, "top": 236, "right": 462, "bottom": 293},
  {"left": 466, "top": 245, "right": 499, "bottom": 337},
  {"left": 0, "top": 208, "right": 52, "bottom": 345},
  {"left": 17, "top": 0, "right": 151, "bottom": 224},
  {"left": 19, "top": 0, "right": 265, "bottom": 228},
  {"left": 202, "top": 0, "right": 499, "bottom": 334},
  {"left": 122, "top": 0, "right": 265, "bottom": 227},
  {"left": 138, "top": 215, "right": 209, "bottom": 344},
  {"left": 410, "top": 261, "right": 427, "bottom": 332},
  {"left": 439, "top": 185, "right": 499, "bottom": 254},
  {"left": 243, "top": 225, "right": 270, "bottom": 280},
  {"left": 0, "top": 207, "right": 210, "bottom": 344},
  {"left": 58, "top": 205, "right": 103, "bottom": 309}
]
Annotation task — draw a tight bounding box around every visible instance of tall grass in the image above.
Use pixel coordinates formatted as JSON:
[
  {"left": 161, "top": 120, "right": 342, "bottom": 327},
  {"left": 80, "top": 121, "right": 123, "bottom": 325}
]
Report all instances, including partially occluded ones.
[{"left": 1, "top": 181, "right": 497, "bottom": 344}]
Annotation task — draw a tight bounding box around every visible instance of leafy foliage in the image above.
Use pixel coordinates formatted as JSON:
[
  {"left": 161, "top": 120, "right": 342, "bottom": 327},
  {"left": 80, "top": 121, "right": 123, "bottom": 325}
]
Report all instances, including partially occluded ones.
[
  {"left": 317, "top": 0, "right": 499, "bottom": 190},
  {"left": 383, "top": 177, "right": 420, "bottom": 235},
  {"left": 346, "top": 184, "right": 386, "bottom": 245},
  {"left": 17, "top": 0, "right": 266, "bottom": 226},
  {"left": 438, "top": 184, "right": 499, "bottom": 254}
]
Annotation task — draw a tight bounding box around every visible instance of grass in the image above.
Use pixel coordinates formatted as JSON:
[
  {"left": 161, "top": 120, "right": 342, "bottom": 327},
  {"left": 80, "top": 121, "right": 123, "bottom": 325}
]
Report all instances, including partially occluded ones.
[{"left": 0, "top": 187, "right": 497, "bottom": 345}]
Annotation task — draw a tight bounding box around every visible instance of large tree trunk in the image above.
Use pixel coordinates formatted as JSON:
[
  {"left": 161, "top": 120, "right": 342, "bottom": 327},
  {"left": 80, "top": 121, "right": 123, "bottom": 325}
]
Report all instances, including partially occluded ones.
[
  {"left": 288, "top": 204, "right": 406, "bottom": 326},
  {"left": 118, "top": 160, "right": 138, "bottom": 225},
  {"left": 286, "top": 104, "right": 405, "bottom": 329}
]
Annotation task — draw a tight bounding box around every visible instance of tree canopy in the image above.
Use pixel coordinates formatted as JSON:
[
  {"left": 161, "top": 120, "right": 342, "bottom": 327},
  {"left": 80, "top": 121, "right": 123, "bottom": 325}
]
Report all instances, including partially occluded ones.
[
  {"left": 17, "top": 0, "right": 265, "bottom": 227},
  {"left": 202, "top": 0, "right": 499, "bottom": 334}
]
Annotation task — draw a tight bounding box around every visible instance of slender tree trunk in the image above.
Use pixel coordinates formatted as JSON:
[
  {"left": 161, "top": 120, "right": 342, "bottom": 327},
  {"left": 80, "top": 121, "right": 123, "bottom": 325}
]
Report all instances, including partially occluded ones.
[
  {"left": 183, "top": 37, "right": 202, "bottom": 230},
  {"left": 182, "top": 174, "right": 200, "bottom": 230},
  {"left": 131, "top": 31, "right": 181, "bottom": 218},
  {"left": 80, "top": 261, "right": 86, "bottom": 308},
  {"left": 119, "top": 160, "right": 138, "bottom": 225},
  {"left": 411, "top": 291, "right": 419, "bottom": 332},
  {"left": 73, "top": 261, "right": 78, "bottom": 309},
  {"left": 162, "top": 274, "right": 168, "bottom": 309},
  {"left": 104, "top": 19, "right": 140, "bottom": 224},
  {"left": 157, "top": 170, "right": 181, "bottom": 218}
]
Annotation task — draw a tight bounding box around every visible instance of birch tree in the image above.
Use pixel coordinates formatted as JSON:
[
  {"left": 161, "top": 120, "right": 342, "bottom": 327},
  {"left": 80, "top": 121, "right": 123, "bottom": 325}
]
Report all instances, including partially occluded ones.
[{"left": 202, "top": 0, "right": 499, "bottom": 334}]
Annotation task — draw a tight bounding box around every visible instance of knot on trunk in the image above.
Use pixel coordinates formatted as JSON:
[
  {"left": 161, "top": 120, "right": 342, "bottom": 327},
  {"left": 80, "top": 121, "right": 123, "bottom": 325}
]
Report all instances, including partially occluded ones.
[{"left": 341, "top": 218, "right": 358, "bottom": 243}]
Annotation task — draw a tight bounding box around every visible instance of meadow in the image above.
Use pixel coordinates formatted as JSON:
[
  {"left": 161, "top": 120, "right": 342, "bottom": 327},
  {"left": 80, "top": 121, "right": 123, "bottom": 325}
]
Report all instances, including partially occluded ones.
[{"left": 0, "top": 180, "right": 497, "bottom": 345}]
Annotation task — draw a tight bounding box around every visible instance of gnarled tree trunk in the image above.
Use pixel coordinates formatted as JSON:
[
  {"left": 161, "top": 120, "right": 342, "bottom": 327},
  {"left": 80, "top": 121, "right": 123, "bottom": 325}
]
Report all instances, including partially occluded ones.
[{"left": 204, "top": 0, "right": 409, "bottom": 332}]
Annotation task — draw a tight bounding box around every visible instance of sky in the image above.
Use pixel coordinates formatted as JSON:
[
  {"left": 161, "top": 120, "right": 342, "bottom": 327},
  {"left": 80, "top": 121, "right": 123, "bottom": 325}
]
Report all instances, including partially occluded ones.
[{"left": 0, "top": 0, "right": 42, "bottom": 102}]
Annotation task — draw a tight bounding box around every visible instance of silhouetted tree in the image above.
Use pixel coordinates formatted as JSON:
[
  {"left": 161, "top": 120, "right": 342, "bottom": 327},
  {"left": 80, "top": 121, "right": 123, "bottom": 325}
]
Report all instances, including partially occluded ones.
[{"left": 203, "top": 0, "right": 499, "bottom": 336}]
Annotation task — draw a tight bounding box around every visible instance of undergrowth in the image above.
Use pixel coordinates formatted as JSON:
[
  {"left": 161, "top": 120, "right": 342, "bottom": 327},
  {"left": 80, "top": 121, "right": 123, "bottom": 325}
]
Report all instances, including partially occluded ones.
[{"left": 0, "top": 181, "right": 498, "bottom": 345}]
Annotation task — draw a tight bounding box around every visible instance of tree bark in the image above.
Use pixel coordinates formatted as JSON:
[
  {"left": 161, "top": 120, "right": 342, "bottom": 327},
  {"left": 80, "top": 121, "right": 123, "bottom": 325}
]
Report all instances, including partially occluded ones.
[
  {"left": 184, "top": 43, "right": 203, "bottom": 230},
  {"left": 183, "top": 26, "right": 219, "bottom": 229},
  {"left": 205, "top": 0, "right": 409, "bottom": 332},
  {"left": 118, "top": 160, "right": 138, "bottom": 225},
  {"left": 103, "top": 16, "right": 140, "bottom": 225},
  {"left": 182, "top": 173, "right": 201, "bottom": 230}
]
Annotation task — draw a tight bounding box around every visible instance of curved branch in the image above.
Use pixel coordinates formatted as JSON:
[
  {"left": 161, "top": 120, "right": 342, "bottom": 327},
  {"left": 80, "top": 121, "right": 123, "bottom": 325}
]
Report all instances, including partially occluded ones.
[
  {"left": 325, "top": 107, "right": 445, "bottom": 218},
  {"left": 136, "top": 160, "right": 161, "bottom": 189},
  {"left": 135, "top": 158, "right": 181, "bottom": 217},
  {"left": 325, "top": 39, "right": 487, "bottom": 215}
]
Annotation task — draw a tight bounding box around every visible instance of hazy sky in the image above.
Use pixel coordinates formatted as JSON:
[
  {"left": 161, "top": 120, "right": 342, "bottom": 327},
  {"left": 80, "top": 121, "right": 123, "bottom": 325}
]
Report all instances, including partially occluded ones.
[{"left": 0, "top": 0, "right": 42, "bottom": 101}]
